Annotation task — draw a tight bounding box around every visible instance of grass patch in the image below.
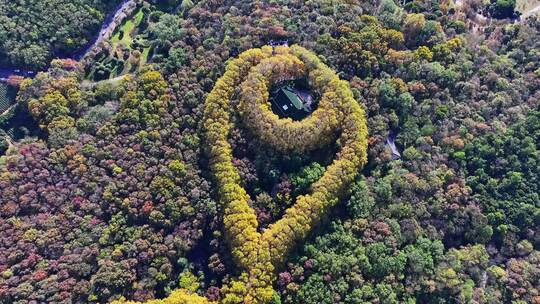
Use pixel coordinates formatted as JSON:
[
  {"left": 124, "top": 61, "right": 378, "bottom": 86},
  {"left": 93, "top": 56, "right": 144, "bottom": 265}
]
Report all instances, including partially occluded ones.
[
  {"left": 112, "top": 8, "right": 144, "bottom": 47},
  {"left": 141, "top": 47, "right": 151, "bottom": 67},
  {"left": 87, "top": 5, "right": 165, "bottom": 81}
]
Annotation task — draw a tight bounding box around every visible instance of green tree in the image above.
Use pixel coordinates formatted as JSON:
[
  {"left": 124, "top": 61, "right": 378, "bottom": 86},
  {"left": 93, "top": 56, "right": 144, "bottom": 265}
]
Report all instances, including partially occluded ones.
[{"left": 490, "top": 0, "right": 516, "bottom": 19}]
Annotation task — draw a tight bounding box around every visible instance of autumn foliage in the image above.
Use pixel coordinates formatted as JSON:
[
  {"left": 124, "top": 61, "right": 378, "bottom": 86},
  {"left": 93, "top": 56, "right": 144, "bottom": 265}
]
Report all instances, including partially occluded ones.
[{"left": 119, "top": 45, "right": 367, "bottom": 303}]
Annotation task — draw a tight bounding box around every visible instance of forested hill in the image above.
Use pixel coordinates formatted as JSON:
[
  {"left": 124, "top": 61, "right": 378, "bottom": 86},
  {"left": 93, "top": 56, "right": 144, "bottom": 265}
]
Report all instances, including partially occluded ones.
[{"left": 0, "top": 0, "right": 539, "bottom": 303}]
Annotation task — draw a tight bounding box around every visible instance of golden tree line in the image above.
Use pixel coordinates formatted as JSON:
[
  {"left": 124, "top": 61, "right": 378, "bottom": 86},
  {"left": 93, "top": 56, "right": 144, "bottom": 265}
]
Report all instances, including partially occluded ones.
[{"left": 115, "top": 45, "right": 368, "bottom": 304}]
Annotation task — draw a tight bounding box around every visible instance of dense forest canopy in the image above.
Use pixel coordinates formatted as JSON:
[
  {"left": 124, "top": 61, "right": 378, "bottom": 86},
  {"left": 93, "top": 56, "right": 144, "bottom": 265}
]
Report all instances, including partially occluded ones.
[
  {"left": 0, "top": 0, "right": 122, "bottom": 69},
  {"left": 0, "top": 0, "right": 539, "bottom": 303}
]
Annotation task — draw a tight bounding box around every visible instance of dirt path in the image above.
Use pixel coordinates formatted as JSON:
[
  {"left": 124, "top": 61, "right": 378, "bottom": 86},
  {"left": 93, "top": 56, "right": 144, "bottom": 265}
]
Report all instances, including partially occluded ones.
[{"left": 81, "top": 75, "right": 127, "bottom": 89}]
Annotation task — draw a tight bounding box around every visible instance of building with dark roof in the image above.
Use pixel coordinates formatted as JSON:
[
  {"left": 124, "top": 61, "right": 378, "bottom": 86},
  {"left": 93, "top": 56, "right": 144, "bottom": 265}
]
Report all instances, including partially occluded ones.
[{"left": 270, "top": 85, "right": 313, "bottom": 120}]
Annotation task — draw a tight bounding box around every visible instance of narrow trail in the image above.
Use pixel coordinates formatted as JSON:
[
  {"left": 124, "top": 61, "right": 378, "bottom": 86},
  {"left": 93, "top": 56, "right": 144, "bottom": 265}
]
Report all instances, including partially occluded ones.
[{"left": 81, "top": 75, "right": 127, "bottom": 89}]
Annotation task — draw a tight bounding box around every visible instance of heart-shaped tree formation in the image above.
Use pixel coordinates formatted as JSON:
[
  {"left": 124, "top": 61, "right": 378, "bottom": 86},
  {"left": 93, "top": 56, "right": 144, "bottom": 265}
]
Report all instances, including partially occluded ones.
[{"left": 115, "top": 45, "right": 368, "bottom": 304}]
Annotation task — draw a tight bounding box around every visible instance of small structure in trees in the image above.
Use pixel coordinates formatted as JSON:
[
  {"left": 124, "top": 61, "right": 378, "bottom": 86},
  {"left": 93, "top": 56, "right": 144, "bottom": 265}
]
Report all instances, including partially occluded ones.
[
  {"left": 385, "top": 133, "right": 401, "bottom": 160},
  {"left": 270, "top": 80, "right": 314, "bottom": 120}
]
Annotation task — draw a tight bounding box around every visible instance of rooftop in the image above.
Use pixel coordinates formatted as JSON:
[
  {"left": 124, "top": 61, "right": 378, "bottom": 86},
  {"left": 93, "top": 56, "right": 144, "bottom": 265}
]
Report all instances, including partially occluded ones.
[{"left": 270, "top": 81, "right": 314, "bottom": 120}]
